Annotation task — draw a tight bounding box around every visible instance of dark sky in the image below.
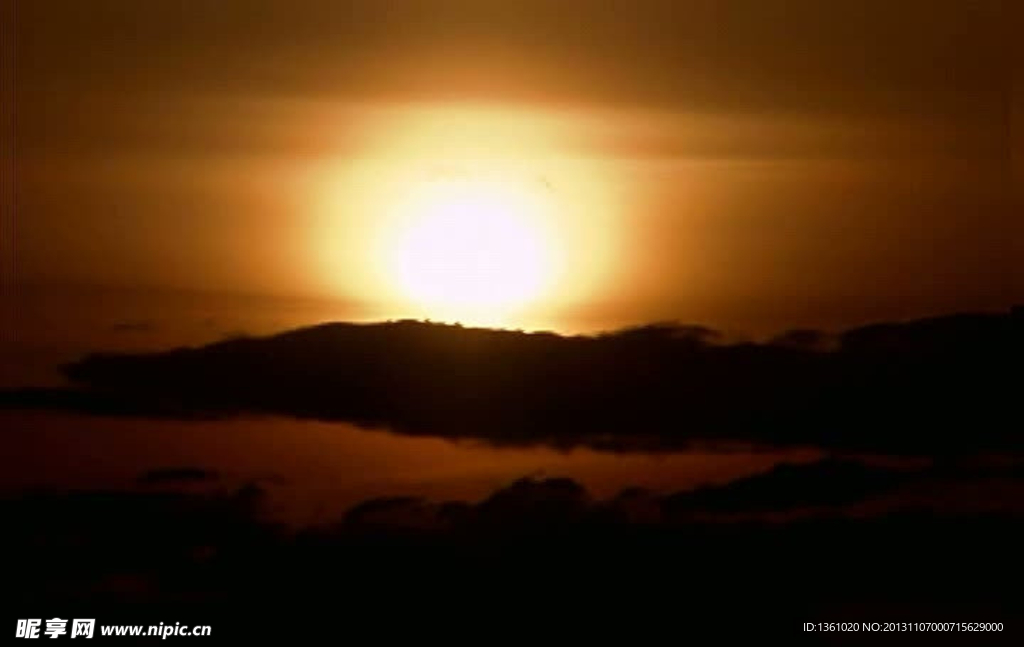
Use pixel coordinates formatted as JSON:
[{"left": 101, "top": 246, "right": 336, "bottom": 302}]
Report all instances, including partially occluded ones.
[{"left": 14, "top": 0, "right": 1023, "bottom": 333}]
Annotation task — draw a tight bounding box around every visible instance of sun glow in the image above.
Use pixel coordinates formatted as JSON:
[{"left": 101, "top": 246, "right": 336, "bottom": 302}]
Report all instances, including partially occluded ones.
[
  {"left": 386, "top": 173, "right": 561, "bottom": 324},
  {"left": 310, "top": 106, "right": 621, "bottom": 329}
]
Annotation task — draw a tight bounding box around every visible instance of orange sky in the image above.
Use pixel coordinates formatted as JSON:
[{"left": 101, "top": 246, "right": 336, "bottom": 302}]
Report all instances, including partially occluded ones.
[
  {"left": 0, "top": 409, "right": 822, "bottom": 525},
  {"left": 13, "top": 0, "right": 1022, "bottom": 335}
]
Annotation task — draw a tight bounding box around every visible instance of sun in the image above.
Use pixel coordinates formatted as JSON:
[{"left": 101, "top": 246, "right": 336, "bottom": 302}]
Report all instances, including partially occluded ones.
[
  {"left": 386, "top": 173, "right": 559, "bottom": 324},
  {"left": 309, "top": 107, "right": 623, "bottom": 329}
]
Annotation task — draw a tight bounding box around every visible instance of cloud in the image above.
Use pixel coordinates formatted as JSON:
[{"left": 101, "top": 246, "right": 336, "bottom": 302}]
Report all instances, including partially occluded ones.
[
  {"left": 7, "top": 460, "right": 1024, "bottom": 609},
  {"left": 330, "top": 459, "right": 1024, "bottom": 536},
  {"left": 660, "top": 458, "right": 909, "bottom": 516},
  {"left": 2, "top": 306, "right": 1022, "bottom": 455}
]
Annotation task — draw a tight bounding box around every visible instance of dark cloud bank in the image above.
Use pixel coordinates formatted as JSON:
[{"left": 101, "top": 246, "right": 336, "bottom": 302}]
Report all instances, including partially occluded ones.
[
  {"left": 7, "top": 460, "right": 1024, "bottom": 623},
  {"left": 5, "top": 306, "right": 1023, "bottom": 455}
]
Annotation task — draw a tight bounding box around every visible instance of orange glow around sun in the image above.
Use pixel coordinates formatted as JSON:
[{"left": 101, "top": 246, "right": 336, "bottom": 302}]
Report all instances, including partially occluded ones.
[{"left": 310, "top": 105, "right": 620, "bottom": 328}]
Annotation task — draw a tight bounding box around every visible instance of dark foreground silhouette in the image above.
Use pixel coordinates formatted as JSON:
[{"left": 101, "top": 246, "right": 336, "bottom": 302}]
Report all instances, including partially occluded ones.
[
  {"left": 5, "top": 308, "right": 1024, "bottom": 635},
  {"left": 7, "top": 458, "right": 1023, "bottom": 640},
  {"left": 4, "top": 306, "right": 1023, "bottom": 455},
  {"left": 8, "top": 459, "right": 1024, "bottom": 610}
]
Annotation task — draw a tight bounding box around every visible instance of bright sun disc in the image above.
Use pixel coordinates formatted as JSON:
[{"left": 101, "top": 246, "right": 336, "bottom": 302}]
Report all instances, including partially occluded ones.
[{"left": 388, "top": 174, "right": 558, "bottom": 321}]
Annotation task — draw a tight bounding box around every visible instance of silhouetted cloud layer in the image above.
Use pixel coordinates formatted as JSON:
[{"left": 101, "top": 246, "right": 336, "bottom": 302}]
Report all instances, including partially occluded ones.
[
  {"left": 337, "top": 459, "right": 1024, "bottom": 533},
  {"left": 3, "top": 306, "right": 1022, "bottom": 454},
  {"left": 8, "top": 460, "right": 1024, "bottom": 608}
]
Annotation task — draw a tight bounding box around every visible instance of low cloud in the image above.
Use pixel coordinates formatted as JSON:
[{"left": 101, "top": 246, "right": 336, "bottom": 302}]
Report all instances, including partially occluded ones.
[
  {"left": 2, "top": 306, "right": 1021, "bottom": 455},
  {"left": 8, "top": 459, "right": 1024, "bottom": 606}
]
